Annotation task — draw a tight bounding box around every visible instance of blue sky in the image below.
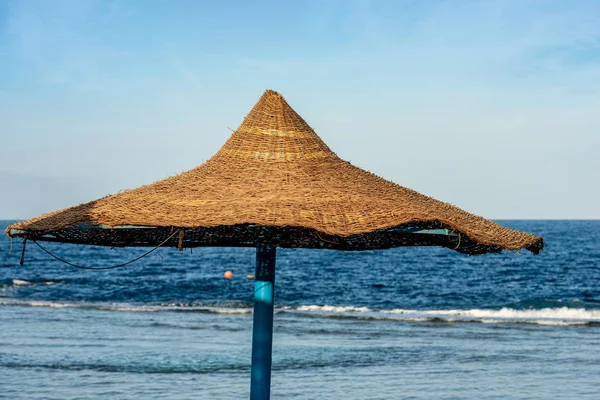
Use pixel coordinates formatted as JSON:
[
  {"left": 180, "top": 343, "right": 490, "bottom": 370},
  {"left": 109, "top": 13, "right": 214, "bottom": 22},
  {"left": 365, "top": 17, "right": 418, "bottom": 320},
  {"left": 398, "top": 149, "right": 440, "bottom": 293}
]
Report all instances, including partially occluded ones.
[{"left": 1, "top": 0, "right": 599, "bottom": 219}]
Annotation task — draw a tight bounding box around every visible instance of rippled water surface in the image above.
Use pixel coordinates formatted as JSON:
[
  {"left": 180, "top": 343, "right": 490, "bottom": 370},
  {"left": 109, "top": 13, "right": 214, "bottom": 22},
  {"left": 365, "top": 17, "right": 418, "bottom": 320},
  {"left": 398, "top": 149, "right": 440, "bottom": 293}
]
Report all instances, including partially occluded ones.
[{"left": 1, "top": 220, "right": 599, "bottom": 399}]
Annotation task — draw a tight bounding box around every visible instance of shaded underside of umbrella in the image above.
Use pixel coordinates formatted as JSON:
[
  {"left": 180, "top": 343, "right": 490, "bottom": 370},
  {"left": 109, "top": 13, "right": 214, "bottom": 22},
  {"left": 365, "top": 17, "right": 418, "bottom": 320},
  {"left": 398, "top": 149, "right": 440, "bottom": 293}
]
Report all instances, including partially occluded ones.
[
  {"left": 6, "top": 90, "right": 543, "bottom": 255},
  {"left": 5, "top": 90, "right": 544, "bottom": 400}
]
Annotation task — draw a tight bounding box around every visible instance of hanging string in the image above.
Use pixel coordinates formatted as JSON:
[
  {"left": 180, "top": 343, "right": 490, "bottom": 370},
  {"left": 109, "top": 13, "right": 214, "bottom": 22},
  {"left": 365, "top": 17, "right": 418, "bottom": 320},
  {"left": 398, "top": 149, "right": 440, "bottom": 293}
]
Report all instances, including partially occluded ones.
[
  {"left": 453, "top": 232, "right": 462, "bottom": 250},
  {"left": 30, "top": 230, "right": 182, "bottom": 270},
  {"left": 178, "top": 230, "right": 184, "bottom": 251},
  {"left": 316, "top": 231, "right": 338, "bottom": 245},
  {"left": 20, "top": 239, "right": 27, "bottom": 266}
]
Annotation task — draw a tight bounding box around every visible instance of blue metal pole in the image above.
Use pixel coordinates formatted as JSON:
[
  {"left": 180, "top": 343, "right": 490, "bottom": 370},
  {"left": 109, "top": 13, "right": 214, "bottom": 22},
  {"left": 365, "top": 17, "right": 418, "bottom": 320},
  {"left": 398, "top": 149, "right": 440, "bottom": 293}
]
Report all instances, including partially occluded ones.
[{"left": 250, "top": 243, "right": 276, "bottom": 400}]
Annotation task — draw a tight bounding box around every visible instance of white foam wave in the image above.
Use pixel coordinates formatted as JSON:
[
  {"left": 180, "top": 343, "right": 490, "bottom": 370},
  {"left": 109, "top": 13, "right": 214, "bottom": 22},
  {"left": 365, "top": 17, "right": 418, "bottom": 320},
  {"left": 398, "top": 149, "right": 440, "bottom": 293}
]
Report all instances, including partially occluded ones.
[
  {"left": 1, "top": 299, "right": 598, "bottom": 326},
  {"left": 286, "top": 305, "right": 600, "bottom": 326},
  {"left": 160, "top": 303, "right": 252, "bottom": 314},
  {"left": 8, "top": 279, "right": 63, "bottom": 287},
  {"left": 293, "top": 305, "right": 371, "bottom": 313},
  {"left": 0, "top": 299, "right": 252, "bottom": 314},
  {"left": 384, "top": 307, "right": 600, "bottom": 321},
  {"left": 0, "top": 300, "right": 72, "bottom": 308},
  {"left": 207, "top": 308, "right": 252, "bottom": 314}
]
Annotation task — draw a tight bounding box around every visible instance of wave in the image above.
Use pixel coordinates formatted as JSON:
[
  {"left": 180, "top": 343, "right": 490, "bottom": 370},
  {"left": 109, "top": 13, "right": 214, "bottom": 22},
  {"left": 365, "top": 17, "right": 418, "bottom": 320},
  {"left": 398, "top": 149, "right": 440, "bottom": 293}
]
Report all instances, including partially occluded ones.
[
  {"left": 381, "top": 307, "right": 600, "bottom": 325},
  {"left": 1, "top": 279, "right": 64, "bottom": 288},
  {"left": 0, "top": 299, "right": 252, "bottom": 315},
  {"left": 1, "top": 356, "right": 381, "bottom": 374},
  {"left": 2, "top": 299, "right": 599, "bottom": 326},
  {"left": 384, "top": 307, "right": 600, "bottom": 320},
  {"left": 283, "top": 305, "right": 600, "bottom": 326},
  {"left": 293, "top": 305, "right": 371, "bottom": 313},
  {"left": 1, "top": 361, "right": 250, "bottom": 374}
]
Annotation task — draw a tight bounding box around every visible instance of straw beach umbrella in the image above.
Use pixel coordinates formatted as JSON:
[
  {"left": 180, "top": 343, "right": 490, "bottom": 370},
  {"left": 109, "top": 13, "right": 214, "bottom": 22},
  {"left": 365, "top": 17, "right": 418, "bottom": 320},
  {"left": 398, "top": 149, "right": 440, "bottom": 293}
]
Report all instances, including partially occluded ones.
[{"left": 6, "top": 90, "right": 543, "bottom": 399}]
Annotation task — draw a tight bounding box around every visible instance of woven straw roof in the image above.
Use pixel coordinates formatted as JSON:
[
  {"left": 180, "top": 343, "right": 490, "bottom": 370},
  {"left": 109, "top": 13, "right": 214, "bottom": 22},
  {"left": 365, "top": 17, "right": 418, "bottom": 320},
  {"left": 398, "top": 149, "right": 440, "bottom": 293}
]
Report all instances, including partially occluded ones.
[{"left": 6, "top": 90, "right": 543, "bottom": 255}]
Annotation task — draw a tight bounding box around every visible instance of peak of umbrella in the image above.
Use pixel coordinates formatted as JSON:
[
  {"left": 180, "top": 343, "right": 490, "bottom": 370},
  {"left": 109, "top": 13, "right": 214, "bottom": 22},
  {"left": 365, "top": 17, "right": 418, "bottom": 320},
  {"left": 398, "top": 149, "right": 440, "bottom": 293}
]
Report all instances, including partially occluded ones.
[
  {"left": 262, "top": 89, "right": 282, "bottom": 98},
  {"left": 213, "top": 90, "right": 336, "bottom": 162}
]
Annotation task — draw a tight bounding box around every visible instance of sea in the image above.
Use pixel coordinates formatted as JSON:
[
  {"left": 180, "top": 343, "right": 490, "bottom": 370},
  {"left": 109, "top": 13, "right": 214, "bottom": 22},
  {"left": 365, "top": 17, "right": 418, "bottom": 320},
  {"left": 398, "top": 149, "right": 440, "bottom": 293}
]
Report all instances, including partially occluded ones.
[{"left": 1, "top": 220, "right": 599, "bottom": 399}]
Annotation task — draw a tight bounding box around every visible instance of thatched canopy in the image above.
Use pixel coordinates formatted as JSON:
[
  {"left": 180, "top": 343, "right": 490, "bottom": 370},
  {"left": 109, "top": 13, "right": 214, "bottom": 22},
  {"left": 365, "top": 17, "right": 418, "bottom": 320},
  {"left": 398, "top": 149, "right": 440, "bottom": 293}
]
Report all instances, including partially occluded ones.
[{"left": 6, "top": 90, "right": 543, "bottom": 255}]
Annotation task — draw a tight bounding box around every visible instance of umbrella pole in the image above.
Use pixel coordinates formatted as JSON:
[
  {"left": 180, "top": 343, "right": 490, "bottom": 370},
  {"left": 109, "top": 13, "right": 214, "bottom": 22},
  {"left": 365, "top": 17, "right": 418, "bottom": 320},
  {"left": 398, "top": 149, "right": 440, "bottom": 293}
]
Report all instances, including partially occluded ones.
[{"left": 250, "top": 243, "right": 277, "bottom": 400}]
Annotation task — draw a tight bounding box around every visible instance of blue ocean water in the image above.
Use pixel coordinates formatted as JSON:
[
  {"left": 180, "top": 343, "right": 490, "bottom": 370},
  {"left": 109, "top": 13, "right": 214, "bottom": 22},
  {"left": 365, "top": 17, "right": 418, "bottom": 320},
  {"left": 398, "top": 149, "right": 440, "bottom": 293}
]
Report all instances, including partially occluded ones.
[{"left": 1, "top": 220, "right": 599, "bottom": 399}]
